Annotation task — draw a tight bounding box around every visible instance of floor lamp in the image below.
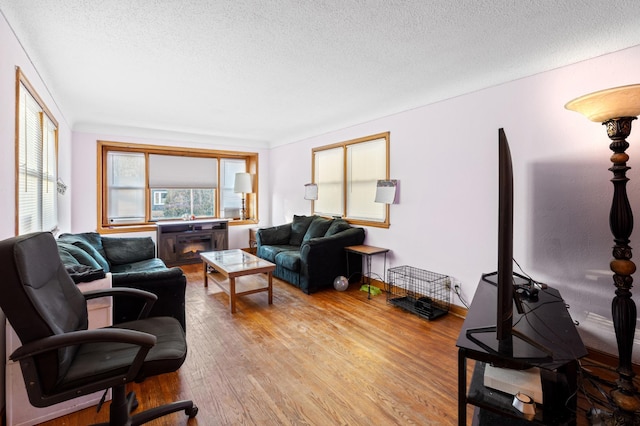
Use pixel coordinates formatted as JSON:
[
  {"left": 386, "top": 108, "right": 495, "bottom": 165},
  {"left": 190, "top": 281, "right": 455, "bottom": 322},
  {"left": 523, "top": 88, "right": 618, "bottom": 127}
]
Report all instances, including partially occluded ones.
[
  {"left": 566, "top": 84, "right": 640, "bottom": 422},
  {"left": 234, "top": 172, "right": 252, "bottom": 221}
]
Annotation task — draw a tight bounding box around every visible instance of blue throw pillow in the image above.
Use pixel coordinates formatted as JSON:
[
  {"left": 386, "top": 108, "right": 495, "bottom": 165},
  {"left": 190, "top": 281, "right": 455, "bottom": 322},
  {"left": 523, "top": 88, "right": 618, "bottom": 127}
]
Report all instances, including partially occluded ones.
[
  {"left": 57, "top": 242, "right": 102, "bottom": 269},
  {"left": 58, "top": 233, "right": 110, "bottom": 272}
]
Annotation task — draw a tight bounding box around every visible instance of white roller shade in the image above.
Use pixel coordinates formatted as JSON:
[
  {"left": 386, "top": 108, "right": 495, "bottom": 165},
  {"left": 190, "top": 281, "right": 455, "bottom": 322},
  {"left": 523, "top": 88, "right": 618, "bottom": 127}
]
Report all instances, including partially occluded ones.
[
  {"left": 149, "top": 154, "right": 217, "bottom": 188},
  {"left": 314, "top": 147, "right": 344, "bottom": 217}
]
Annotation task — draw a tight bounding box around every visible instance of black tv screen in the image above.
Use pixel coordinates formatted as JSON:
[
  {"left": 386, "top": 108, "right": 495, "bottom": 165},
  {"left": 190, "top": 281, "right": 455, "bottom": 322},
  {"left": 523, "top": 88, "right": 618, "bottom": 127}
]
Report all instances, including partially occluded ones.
[{"left": 497, "top": 128, "right": 514, "bottom": 340}]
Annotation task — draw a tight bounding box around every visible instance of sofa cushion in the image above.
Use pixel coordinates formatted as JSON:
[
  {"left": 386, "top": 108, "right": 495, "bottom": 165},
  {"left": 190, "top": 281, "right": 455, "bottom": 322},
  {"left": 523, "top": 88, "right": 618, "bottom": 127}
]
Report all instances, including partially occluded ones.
[
  {"left": 289, "top": 215, "right": 315, "bottom": 246},
  {"left": 256, "top": 224, "right": 291, "bottom": 246},
  {"left": 102, "top": 236, "right": 155, "bottom": 265},
  {"left": 325, "top": 219, "right": 351, "bottom": 236},
  {"left": 275, "top": 250, "right": 301, "bottom": 272},
  {"left": 303, "top": 217, "right": 333, "bottom": 242},
  {"left": 57, "top": 244, "right": 81, "bottom": 267},
  {"left": 258, "top": 245, "right": 299, "bottom": 263},
  {"left": 57, "top": 242, "right": 102, "bottom": 270},
  {"left": 58, "top": 233, "right": 110, "bottom": 273}
]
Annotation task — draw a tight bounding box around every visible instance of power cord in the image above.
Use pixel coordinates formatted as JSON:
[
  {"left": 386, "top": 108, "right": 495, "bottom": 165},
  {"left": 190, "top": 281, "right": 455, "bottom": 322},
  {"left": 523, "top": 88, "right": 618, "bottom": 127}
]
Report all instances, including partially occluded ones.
[{"left": 453, "top": 283, "right": 469, "bottom": 309}]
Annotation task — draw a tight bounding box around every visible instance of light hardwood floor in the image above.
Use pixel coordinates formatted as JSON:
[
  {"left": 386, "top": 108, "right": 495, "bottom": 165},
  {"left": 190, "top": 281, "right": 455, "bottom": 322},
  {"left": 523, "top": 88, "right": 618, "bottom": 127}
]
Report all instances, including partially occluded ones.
[{"left": 37, "top": 263, "right": 598, "bottom": 425}]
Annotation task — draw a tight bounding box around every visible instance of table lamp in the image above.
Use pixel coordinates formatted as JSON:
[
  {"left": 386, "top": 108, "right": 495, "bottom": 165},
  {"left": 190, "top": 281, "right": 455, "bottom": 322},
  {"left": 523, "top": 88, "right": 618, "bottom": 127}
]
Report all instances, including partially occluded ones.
[{"left": 234, "top": 172, "right": 252, "bottom": 220}]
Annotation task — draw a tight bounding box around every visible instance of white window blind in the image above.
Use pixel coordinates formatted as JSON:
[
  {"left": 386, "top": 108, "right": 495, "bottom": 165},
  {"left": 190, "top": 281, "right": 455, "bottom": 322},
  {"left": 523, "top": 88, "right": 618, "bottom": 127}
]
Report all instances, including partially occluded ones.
[
  {"left": 17, "top": 81, "right": 58, "bottom": 234},
  {"left": 42, "top": 115, "right": 58, "bottom": 231},
  {"left": 347, "top": 137, "right": 386, "bottom": 221},
  {"left": 314, "top": 147, "right": 344, "bottom": 217},
  {"left": 220, "top": 159, "right": 247, "bottom": 218},
  {"left": 149, "top": 154, "right": 217, "bottom": 188},
  {"left": 107, "top": 151, "right": 146, "bottom": 223},
  {"left": 311, "top": 132, "right": 390, "bottom": 226}
]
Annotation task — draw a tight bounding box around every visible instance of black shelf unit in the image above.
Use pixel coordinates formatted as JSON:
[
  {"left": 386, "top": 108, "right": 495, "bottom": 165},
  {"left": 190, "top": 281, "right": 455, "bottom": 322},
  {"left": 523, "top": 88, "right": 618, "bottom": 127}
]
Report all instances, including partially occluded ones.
[{"left": 456, "top": 277, "right": 587, "bottom": 425}]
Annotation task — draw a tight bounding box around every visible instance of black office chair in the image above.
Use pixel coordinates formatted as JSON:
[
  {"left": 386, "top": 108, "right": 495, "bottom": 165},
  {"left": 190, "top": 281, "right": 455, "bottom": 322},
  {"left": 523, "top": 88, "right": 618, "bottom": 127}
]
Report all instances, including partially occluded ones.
[{"left": 0, "top": 232, "right": 198, "bottom": 425}]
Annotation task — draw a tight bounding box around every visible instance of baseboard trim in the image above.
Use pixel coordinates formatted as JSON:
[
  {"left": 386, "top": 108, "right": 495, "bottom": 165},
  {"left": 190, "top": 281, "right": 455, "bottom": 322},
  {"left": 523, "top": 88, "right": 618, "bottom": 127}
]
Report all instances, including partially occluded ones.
[{"left": 583, "top": 347, "right": 640, "bottom": 375}]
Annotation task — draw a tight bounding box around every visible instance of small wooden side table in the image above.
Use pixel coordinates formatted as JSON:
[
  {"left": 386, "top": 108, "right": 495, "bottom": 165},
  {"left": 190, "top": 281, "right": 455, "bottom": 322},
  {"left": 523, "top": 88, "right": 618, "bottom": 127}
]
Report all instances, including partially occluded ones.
[
  {"left": 344, "top": 245, "right": 390, "bottom": 299},
  {"left": 248, "top": 227, "right": 258, "bottom": 254}
]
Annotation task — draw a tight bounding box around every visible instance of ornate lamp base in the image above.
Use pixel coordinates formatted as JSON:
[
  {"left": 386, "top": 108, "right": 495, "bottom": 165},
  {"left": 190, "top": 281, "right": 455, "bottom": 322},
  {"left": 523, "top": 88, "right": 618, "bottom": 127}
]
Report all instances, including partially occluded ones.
[{"left": 604, "top": 117, "right": 640, "bottom": 422}]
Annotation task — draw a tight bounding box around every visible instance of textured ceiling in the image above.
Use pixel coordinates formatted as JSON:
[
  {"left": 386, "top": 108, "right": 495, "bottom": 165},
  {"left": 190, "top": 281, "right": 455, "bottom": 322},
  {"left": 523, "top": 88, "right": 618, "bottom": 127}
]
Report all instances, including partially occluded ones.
[{"left": 2, "top": 0, "right": 640, "bottom": 147}]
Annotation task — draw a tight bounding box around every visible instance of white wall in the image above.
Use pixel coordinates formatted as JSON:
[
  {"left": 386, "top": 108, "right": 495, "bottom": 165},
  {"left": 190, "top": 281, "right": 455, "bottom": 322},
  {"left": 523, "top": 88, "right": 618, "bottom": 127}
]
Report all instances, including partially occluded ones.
[
  {"left": 269, "top": 45, "right": 640, "bottom": 361},
  {"left": 70, "top": 131, "right": 271, "bottom": 248}
]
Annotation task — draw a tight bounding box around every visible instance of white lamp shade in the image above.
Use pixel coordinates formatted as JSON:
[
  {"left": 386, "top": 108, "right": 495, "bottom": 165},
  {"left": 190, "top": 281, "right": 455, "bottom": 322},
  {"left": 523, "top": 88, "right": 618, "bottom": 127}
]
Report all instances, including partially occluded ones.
[
  {"left": 234, "top": 172, "right": 252, "bottom": 194},
  {"left": 565, "top": 84, "right": 640, "bottom": 122},
  {"left": 374, "top": 180, "right": 398, "bottom": 204},
  {"left": 304, "top": 183, "right": 318, "bottom": 200}
]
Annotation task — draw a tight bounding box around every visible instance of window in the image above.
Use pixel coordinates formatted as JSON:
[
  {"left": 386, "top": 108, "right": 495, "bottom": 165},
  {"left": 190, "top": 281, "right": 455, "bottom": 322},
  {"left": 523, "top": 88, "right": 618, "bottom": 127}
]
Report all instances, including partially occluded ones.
[
  {"left": 106, "top": 151, "right": 145, "bottom": 224},
  {"left": 148, "top": 154, "right": 217, "bottom": 221},
  {"left": 16, "top": 68, "right": 59, "bottom": 235},
  {"left": 312, "top": 132, "right": 390, "bottom": 228},
  {"left": 153, "top": 190, "right": 167, "bottom": 206},
  {"left": 98, "top": 141, "right": 258, "bottom": 232},
  {"left": 220, "top": 158, "right": 247, "bottom": 219}
]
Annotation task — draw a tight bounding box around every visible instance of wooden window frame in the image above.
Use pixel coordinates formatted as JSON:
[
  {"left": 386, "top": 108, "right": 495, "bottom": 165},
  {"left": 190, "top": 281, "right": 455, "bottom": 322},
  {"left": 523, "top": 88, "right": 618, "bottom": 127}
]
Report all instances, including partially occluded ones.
[
  {"left": 15, "top": 67, "right": 59, "bottom": 235},
  {"left": 97, "top": 141, "right": 258, "bottom": 233}
]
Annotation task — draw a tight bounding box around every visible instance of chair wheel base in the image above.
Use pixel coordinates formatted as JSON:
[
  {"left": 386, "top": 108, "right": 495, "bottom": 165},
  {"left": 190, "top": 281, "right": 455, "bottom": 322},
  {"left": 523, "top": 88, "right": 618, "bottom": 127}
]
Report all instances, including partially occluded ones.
[
  {"left": 127, "top": 391, "right": 139, "bottom": 413},
  {"left": 187, "top": 404, "right": 198, "bottom": 418}
]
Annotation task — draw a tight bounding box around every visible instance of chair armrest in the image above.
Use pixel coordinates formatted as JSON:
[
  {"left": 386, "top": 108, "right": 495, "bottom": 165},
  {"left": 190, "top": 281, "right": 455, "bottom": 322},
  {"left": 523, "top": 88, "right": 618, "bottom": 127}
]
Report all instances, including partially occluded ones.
[
  {"left": 10, "top": 328, "right": 155, "bottom": 361},
  {"left": 111, "top": 267, "right": 184, "bottom": 286},
  {"left": 83, "top": 287, "right": 158, "bottom": 320},
  {"left": 300, "top": 228, "right": 366, "bottom": 260},
  {"left": 298, "top": 227, "right": 365, "bottom": 293},
  {"left": 256, "top": 224, "right": 292, "bottom": 246}
]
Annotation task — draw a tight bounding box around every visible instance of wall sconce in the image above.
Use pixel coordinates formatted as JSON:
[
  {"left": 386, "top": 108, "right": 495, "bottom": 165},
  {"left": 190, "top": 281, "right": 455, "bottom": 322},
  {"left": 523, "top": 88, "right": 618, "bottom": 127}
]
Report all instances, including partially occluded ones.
[
  {"left": 304, "top": 183, "right": 318, "bottom": 200},
  {"left": 374, "top": 180, "right": 398, "bottom": 204},
  {"left": 566, "top": 83, "right": 640, "bottom": 421},
  {"left": 234, "top": 172, "right": 253, "bottom": 220},
  {"left": 57, "top": 178, "right": 67, "bottom": 195}
]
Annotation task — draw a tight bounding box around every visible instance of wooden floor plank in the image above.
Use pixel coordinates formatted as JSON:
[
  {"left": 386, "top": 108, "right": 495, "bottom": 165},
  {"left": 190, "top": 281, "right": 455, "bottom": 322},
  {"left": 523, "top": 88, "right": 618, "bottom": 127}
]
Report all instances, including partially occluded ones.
[{"left": 34, "top": 263, "right": 598, "bottom": 425}]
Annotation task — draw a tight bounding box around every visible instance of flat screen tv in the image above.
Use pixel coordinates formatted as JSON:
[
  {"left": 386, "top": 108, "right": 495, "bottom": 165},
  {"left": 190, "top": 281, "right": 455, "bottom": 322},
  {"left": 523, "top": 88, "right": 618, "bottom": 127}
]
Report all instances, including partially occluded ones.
[
  {"left": 466, "top": 128, "right": 551, "bottom": 361},
  {"left": 497, "top": 127, "right": 514, "bottom": 341}
]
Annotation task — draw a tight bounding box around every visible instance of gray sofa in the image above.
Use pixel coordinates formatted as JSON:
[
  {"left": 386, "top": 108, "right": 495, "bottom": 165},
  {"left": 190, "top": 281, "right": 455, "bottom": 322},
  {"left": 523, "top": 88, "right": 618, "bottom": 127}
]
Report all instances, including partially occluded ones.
[
  {"left": 256, "top": 215, "right": 365, "bottom": 294},
  {"left": 56, "top": 232, "right": 187, "bottom": 330}
]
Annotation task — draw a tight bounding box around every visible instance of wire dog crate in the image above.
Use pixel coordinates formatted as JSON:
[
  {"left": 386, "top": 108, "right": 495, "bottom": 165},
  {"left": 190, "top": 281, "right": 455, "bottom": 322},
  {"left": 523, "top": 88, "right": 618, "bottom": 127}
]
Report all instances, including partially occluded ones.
[{"left": 386, "top": 265, "right": 451, "bottom": 320}]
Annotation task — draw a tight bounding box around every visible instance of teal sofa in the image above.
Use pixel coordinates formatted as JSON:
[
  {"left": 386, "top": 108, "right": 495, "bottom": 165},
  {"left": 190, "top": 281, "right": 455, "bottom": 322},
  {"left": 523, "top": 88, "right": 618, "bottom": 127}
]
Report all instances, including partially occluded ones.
[
  {"left": 56, "top": 232, "right": 187, "bottom": 330},
  {"left": 256, "top": 215, "right": 365, "bottom": 294}
]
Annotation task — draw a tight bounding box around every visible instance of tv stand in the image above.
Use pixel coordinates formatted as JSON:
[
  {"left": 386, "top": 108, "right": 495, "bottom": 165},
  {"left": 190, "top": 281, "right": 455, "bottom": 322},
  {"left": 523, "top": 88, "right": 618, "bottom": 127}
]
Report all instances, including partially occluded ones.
[
  {"left": 465, "top": 325, "right": 553, "bottom": 363},
  {"left": 456, "top": 276, "right": 587, "bottom": 425}
]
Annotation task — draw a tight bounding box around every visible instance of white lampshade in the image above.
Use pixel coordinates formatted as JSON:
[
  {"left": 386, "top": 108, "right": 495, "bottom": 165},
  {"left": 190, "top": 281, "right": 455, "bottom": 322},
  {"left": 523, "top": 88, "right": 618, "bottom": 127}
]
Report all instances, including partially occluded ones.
[
  {"left": 374, "top": 180, "right": 398, "bottom": 204},
  {"left": 304, "top": 183, "right": 318, "bottom": 200},
  {"left": 565, "top": 84, "right": 640, "bottom": 122},
  {"left": 234, "top": 172, "right": 252, "bottom": 194}
]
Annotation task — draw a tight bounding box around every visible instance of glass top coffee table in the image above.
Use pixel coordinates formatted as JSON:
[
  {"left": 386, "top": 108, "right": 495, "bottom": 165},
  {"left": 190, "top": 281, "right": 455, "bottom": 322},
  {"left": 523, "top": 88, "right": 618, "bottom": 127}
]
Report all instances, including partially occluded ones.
[{"left": 200, "top": 249, "right": 275, "bottom": 313}]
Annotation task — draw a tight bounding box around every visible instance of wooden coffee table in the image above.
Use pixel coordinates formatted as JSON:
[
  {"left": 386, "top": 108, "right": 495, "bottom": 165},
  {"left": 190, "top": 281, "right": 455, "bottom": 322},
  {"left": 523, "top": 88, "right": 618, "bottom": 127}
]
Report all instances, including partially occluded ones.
[{"left": 200, "top": 249, "right": 275, "bottom": 313}]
